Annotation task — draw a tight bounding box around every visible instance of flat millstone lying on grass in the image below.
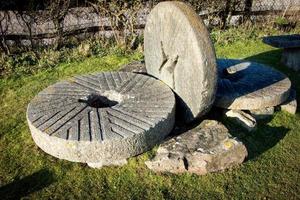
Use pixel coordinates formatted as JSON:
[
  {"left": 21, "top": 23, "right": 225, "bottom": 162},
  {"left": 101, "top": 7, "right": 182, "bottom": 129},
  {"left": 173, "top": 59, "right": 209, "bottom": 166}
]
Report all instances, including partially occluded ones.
[
  {"left": 280, "top": 89, "right": 297, "bottom": 115},
  {"left": 145, "top": 120, "right": 247, "bottom": 175},
  {"left": 262, "top": 34, "right": 300, "bottom": 49},
  {"left": 144, "top": 1, "right": 217, "bottom": 124},
  {"left": 215, "top": 59, "right": 291, "bottom": 110},
  {"left": 27, "top": 72, "right": 175, "bottom": 166}
]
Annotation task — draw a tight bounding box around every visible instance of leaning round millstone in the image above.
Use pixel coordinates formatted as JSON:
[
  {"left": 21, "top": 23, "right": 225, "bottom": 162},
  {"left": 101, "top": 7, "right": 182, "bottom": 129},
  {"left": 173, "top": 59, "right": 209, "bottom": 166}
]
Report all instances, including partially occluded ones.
[
  {"left": 144, "top": 1, "right": 217, "bottom": 123},
  {"left": 215, "top": 59, "right": 291, "bottom": 110},
  {"left": 27, "top": 72, "right": 175, "bottom": 165}
]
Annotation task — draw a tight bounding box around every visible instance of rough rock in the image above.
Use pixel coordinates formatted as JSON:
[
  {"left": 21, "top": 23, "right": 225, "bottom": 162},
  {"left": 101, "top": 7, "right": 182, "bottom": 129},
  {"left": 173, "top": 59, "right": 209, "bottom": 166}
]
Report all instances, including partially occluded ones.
[
  {"left": 119, "top": 61, "right": 147, "bottom": 74},
  {"left": 27, "top": 72, "right": 176, "bottom": 166},
  {"left": 280, "top": 89, "right": 297, "bottom": 114},
  {"left": 144, "top": 1, "right": 217, "bottom": 124},
  {"left": 263, "top": 34, "right": 300, "bottom": 71},
  {"left": 215, "top": 59, "right": 291, "bottom": 110},
  {"left": 225, "top": 110, "right": 257, "bottom": 132},
  {"left": 145, "top": 120, "right": 247, "bottom": 175},
  {"left": 249, "top": 107, "right": 275, "bottom": 120}
]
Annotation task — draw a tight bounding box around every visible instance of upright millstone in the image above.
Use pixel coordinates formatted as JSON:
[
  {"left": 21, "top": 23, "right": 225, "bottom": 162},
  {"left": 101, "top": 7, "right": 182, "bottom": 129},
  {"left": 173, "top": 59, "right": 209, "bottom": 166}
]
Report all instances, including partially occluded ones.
[
  {"left": 144, "top": 1, "right": 217, "bottom": 124},
  {"left": 27, "top": 72, "right": 175, "bottom": 168}
]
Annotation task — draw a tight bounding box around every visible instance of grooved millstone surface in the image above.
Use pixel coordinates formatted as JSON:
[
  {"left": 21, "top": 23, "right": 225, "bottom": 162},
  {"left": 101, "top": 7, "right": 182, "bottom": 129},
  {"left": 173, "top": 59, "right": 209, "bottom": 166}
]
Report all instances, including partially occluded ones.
[
  {"left": 215, "top": 59, "right": 291, "bottom": 110},
  {"left": 144, "top": 1, "right": 217, "bottom": 123},
  {"left": 27, "top": 72, "right": 175, "bottom": 163}
]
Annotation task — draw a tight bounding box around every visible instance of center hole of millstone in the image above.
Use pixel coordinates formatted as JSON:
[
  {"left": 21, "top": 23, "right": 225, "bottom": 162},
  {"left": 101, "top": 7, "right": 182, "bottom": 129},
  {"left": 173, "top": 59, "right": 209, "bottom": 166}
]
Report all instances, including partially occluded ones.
[{"left": 79, "top": 91, "right": 123, "bottom": 108}]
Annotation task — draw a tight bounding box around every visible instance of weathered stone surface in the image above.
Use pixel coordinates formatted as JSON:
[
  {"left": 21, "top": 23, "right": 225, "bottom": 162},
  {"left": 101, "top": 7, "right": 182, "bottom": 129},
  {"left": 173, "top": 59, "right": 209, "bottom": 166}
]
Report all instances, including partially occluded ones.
[
  {"left": 145, "top": 120, "right": 247, "bottom": 175},
  {"left": 263, "top": 34, "right": 300, "bottom": 49},
  {"left": 225, "top": 110, "right": 257, "bottom": 132},
  {"left": 144, "top": 1, "right": 217, "bottom": 123},
  {"left": 263, "top": 34, "right": 300, "bottom": 71},
  {"left": 281, "top": 48, "right": 300, "bottom": 71},
  {"left": 87, "top": 159, "right": 128, "bottom": 168},
  {"left": 249, "top": 107, "right": 275, "bottom": 120},
  {"left": 27, "top": 72, "right": 176, "bottom": 165},
  {"left": 215, "top": 59, "right": 291, "bottom": 110},
  {"left": 280, "top": 89, "right": 297, "bottom": 115},
  {"left": 119, "top": 61, "right": 147, "bottom": 73}
]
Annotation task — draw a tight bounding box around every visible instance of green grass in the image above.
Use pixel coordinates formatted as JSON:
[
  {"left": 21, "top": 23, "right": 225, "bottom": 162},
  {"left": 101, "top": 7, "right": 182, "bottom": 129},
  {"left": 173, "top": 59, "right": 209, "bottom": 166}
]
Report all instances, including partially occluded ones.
[{"left": 0, "top": 29, "right": 300, "bottom": 199}]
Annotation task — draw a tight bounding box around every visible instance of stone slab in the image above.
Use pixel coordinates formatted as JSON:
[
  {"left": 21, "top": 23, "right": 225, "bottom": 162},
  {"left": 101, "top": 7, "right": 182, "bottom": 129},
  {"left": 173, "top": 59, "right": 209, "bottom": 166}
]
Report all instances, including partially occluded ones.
[
  {"left": 144, "top": 1, "right": 217, "bottom": 124},
  {"left": 225, "top": 110, "right": 257, "bottom": 132},
  {"left": 249, "top": 107, "right": 275, "bottom": 120},
  {"left": 263, "top": 34, "right": 300, "bottom": 49},
  {"left": 280, "top": 89, "right": 297, "bottom": 115},
  {"left": 215, "top": 59, "right": 291, "bottom": 110},
  {"left": 87, "top": 159, "right": 128, "bottom": 168},
  {"left": 27, "top": 72, "right": 176, "bottom": 165},
  {"left": 145, "top": 120, "right": 247, "bottom": 175}
]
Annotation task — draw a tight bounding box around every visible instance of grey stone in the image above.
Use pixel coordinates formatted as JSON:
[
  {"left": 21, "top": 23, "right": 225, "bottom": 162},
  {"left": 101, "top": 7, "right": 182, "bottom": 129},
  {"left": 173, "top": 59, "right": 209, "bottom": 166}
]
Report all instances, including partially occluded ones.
[
  {"left": 280, "top": 89, "right": 297, "bottom": 115},
  {"left": 225, "top": 110, "right": 257, "bottom": 132},
  {"left": 215, "top": 59, "right": 291, "bottom": 110},
  {"left": 27, "top": 72, "right": 176, "bottom": 166},
  {"left": 144, "top": 1, "right": 217, "bottom": 124},
  {"left": 145, "top": 120, "right": 247, "bottom": 175},
  {"left": 249, "top": 107, "right": 275, "bottom": 120},
  {"left": 281, "top": 48, "right": 300, "bottom": 71},
  {"left": 119, "top": 61, "right": 147, "bottom": 74},
  {"left": 263, "top": 34, "right": 300, "bottom": 49},
  {"left": 87, "top": 159, "right": 128, "bottom": 168},
  {"left": 263, "top": 34, "right": 300, "bottom": 71}
]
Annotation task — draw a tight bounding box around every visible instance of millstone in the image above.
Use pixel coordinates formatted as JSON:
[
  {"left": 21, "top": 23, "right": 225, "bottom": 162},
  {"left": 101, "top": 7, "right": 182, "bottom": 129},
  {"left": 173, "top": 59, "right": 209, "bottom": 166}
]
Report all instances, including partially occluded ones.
[
  {"left": 27, "top": 72, "right": 175, "bottom": 164},
  {"left": 263, "top": 34, "right": 300, "bottom": 71},
  {"left": 144, "top": 1, "right": 217, "bottom": 123},
  {"left": 263, "top": 34, "right": 300, "bottom": 48},
  {"left": 215, "top": 59, "right": 291, "bottom": 110}
]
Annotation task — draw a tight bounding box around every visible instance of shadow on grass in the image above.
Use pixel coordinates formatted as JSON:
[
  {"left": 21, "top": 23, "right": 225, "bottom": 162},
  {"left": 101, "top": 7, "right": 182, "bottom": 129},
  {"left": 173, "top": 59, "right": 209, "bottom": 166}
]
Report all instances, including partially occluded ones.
[
  {"left": 205, "top": 106, "right": 290, "bottom": 160},
  {"left": 223, "top": 117, "right": 289, "bottom": 160},
  {"left": 244, "top": 49, "right": 283, "bottom": 67},
  {"left": 0, "top": 169, "right": 55, "bottom": 200}
]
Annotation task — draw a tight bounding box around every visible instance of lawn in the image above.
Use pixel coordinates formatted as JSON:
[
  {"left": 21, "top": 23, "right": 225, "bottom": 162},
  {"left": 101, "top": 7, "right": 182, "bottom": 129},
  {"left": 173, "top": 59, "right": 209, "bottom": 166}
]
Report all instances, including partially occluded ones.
[{"left": 0, "top": 28, "right": 300, "bottom": 199}]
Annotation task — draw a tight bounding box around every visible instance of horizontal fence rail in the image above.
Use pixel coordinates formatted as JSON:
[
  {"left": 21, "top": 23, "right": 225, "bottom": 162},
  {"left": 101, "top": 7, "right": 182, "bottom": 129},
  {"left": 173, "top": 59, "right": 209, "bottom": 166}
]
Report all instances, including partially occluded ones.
[{"left": 0, "top": 0, "right": 299, "bottom": 51}]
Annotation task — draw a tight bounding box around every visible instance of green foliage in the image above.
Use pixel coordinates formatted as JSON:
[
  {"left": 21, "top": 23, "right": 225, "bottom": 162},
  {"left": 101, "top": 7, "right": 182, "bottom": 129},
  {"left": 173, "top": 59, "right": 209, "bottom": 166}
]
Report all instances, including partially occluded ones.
[
  {"left": 275, "top": 17, "right": 290, "bottom": 25},
  {"left": 211, "top": 24, "right": 299, "bottom": 47},
  {"left": 0, "top": 37, "right": 140, "bottom": 78}
]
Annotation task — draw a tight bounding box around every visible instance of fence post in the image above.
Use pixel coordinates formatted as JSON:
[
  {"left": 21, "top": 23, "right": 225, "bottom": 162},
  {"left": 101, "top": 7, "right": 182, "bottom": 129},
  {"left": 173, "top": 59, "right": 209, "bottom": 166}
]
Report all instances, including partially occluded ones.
[{"left": 244, "top": 0, "right": 253, "bottom": 21}]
